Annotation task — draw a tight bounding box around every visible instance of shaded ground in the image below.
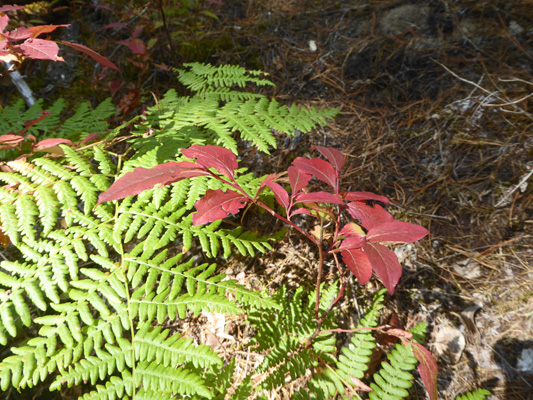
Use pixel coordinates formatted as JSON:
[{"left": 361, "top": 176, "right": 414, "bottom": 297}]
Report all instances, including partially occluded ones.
[{"left": 3, "top": 0, "right": 533, "bottom": 399}]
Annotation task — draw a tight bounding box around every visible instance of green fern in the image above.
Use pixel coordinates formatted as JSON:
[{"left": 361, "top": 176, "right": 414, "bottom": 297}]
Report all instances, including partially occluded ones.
[
  {"left": 456, "top": 389, "right": 492, "bottom": 400},
  {"left": 0, "top": 62, "right": 339, "bottom": 399}
]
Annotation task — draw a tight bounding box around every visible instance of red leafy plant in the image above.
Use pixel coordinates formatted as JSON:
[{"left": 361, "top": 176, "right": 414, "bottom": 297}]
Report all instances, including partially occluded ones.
[
  {"left": 98, "top": 144, "right": 437, "bottom": 399},
  {"left": 0, "top": 5, "right": 118, "bottom": 74}
]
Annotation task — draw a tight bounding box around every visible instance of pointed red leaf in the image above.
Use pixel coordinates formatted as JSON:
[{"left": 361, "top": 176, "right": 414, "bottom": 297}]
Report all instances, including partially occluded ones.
[
  {"left": 5, "top": 27, "right": 30, "bottom": 40},
  {"left": 342, "top": 191, "right": 390, "bottom": 204},
  {"left": 289, "top": 207, "right": 311, "bottom": 217},
  {"left": 102, "top": 22, "right": 129, "bottom": 30},
  {"left": 0, "top": 5, "right": 26, "bottom": 13},
  {"left": 264, "top": 180, "right": 289, "bottom": 210},
  {"left": 366, "top": 221, "right": 429, "bottom": 244},
  {"left": 312, "top": 146, "right": 345, "bottom": 171},
  {"left": 0, "top": 134, "right": 24, "bottom": 145},
  {"left": 349, "top": 376, "right": 373, "bottom": 392},
  {"left": 97, "top": 161, "right": 210, "bottom": 204},
  {"left": 24, "top": 111, "right": 50, "bottom": 128},
  {"left": 36, "top": 138, "right": 73, "bottom": 148},
  {"left": 287, "top": 166, "right": 311, "bottom": 195},
  {"left": 339, "top": 222, "right": 365, "bottom": 238},
  {"left": 413, "top": 343, "right": 438, "bottom": 400},
  {"left": 14, "top": 39, "right": 61, "bottom": 61},
  {"left": 342, "top": 249, "right": 372, "bottom": 284},
  {"left": 338, "top": 236, "right": 363, "bottom": 251},
  {"left": 346, "top": 202, "right": 394, "bottom": 230},
  {"left": 182, "top": 144, "right": 238, "bottom": 179},
  {"left": 117, "top": 38, "right": 146, "bottom": 55},
  {"left": 192, "top": 189, "right": 248, "bottom": 225},
  {"left": 61, "top": 41, "right": 119, "bottom": 71},
  {"left": 1, "top": 15, "right": 9, "bottom": 33},
  {"left": 28, "top": 24, "right": 69, "bottom": 38},
  {"left": 294, "top": 192, "right": 343, "bottom": 204},
  {"left": 362, "top": 242, "right": 402, "bottom": 294},
  {"left": 292, "top": 157, "right": 338, "bottom": 191}
]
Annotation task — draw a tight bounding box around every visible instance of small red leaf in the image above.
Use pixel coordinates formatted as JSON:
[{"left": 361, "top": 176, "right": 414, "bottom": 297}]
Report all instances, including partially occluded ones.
[
  {"left": 294, "top": 192, "right": 343, "bottom": 204},
  {"left": 413, "top": 343, "right": 438, "bottom": 400},
  {"left": 1, "top": 15, "right": 9, "bottom": 33},
  {"left": 287, "top": 166, "right": 311, "bottom": 195},
  {"left": 192, "top": 189, "right": 248, "bottom": 225},
  {"left": 117, "top": 38, "right": 146, "bottom": 55},
  {"left": 290, "top": 207, "right": 311, "bottom": 217},
  {"left": 97, "top": 161, "right": 210, "bottom": 204},
  {"left": 182, "top": 144, "right": 238, "bottom": 179},
  {"left": 366, "top": 221, "right": 430, "bottom": 243},
  {"left": 349, "top": 376, "right": 373, "bottom": 392},
  {"left": 264, "top": 180, "right": 289, "bottom": 210},
  {"left": 339, "top": 222, "right": 365, "bottom": 238},
  {"left": 102, "top": 22, "right": 129, "bottom": 30},
  {"left": 14, "top": 38, "right": 60, "bottom": 60},
  {"left": 363, "top": 242, "right": 402, "bottom": 294},
  {"left": 338, "top": 236, "right": 363, "bottom": 251},
  {"left": 61, "top": 41, "right": 119, "bottom": 71},
  {"left": 342, "top": 191, "right": 390, "bottom": 204},
  {"left": 28, "top": 24, "right": 69, "bottom": 38},
  {"left": 312, "top": 146, "right": 345, "bottom": 171},
  {"left": 0, "top": 134, "right": 24, "bottom": 145},
  {"left": 36, "top": 138, "right": 73, "bottom": 148},
  {"left": 385, "top": 328, "right": 412, "bottom": 341},
  {"left": 346, "top": 202, "right": 394, "bottom": 230},
  {"left": 292, "top": 157, "right": 338, "bottom": 192},
  {"left": 5, "top": 27, "right": 31, "bottom": 41},
  {"left": 0, "top": 5, "right": 26, "bottom": 13},
  {"left": 24, "top": 111, "right": 50, "bottom": 128},
  {"left": 342, "top": 249, "right": 372, "bottom": 284}
]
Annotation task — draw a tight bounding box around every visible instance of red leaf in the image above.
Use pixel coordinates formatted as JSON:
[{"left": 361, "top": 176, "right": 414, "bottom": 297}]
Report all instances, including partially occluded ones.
[
  {"left": 192, "top": 189, "right": 248, "bottom": 225},
  {"left": 61, "top": 41, "right": 119, "bottom": 71},
  {"left": 14, "top": 38, "right": 61, "bottom": 61},
  {"left": 385, "top": 328, "right": 412, "bottom": 341},
  {"left": 287, "top": 166, "right": 311, "bottom": 194},
  {"left": 264, "top": 180, "right": 289, "bottom": 210},
  {"left": 102, "top": 22, "right": 129, "bottom": 30},
  {"left": 312, "top": 146, "right": 345, "bottom": 171},
  {"left": 0, "top": 134, "right": 24, "bottom": 145},
  {"left": 339, "top": 222, "right": 365, "bottom": 238},
  {"left": 292, "top": 157, "right": 338, "bottom": 192},
  {"left": 338, "top": 236, "right": 363, "bottom": 251},
  {"left": 290, "top": 207, "right": 311, "bottom": 217},
  {"left": 24, "top": 111, "right": 50, "bottom": 128},
  {"left": 79, "top": 133, "right": 102, "bottom": 146},
  {"left": 342, "top": 249, "right": 372, "bottom": 284},
  {"left": 36, "top": 138, "right": 73, "bottom": 148},
  {"left": 1, "top": 15, "right": 9, "bottom": 33},
  {"left": 97, "top": 161, "right": 210, "bottom": 204},
  {"left": 362, "top": 242, "right": 402, "bottom": 294},
  {"left": 182, "top": 144, "right": 238, "bottom": 179},
  {"left": 366, "top": 221, "right": 429, "bottom": 244},
  {"left": 5, "top": 27, "right": 30, "bottom": 41},
  {"left": 412, "top": 343, "right": 438, "bottom": 400},
  {"left": 342, "top": 191, "right": 390, "bottom": 204},
  {"left": 117, "top": 38, "right": 146, "bottom": 55},
  {"left": 28, "top": 24, "right": 69, "bottom": 38},
  {"left": 349, "top": 376, "right": 373, "bottom": 392},
  {"left": 0, "top": 5, "right": 26, "bottom": 13},
  {"left": 294, "top": 192, "right": 343, "bottom": 204},
  {"left": 346, "top": 202, "right": 394, "bottom": 230}
]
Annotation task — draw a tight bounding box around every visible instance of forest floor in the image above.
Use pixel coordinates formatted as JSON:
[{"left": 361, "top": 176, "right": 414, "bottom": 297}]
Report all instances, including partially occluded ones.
[{"left": 5, "top": 0, "right": 533, "bottom": 399}]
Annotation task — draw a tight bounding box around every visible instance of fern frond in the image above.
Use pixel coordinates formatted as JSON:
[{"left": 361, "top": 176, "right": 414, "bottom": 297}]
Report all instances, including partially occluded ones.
[
  {"left": 456, "top": 388, "right": 492, "bottom": 400},
  {"left": 368, "top": 343, "right": 418, "bottom": 400}
]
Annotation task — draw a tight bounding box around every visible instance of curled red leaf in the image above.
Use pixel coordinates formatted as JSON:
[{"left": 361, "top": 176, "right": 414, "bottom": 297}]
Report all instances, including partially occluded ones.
[
  {"left": 182, "top": 144, "right": 238, "bottom": 179},
  {"left": 192, "top": 189, "right": 249, "bottom": 225},
  {"left": 294, "top": 191, "right": 343, "bottom": 204},
  {"left": 264, "top": 180, "right": 289, "bottom": 210},
  {"left": 312, "top": 145, "right": 345, "bottom": 171},
  {"left": 342, "top": 191, "right": 390, "bottom": 204},
  {"left": 362, "top": 242, "right": 402, "bottom": 294},
  {"left": 61, "top": 41, "right": 119, "bottom": 71},
  {"left": 292, "top": 157, "right": 338, "bottom": 192}
]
